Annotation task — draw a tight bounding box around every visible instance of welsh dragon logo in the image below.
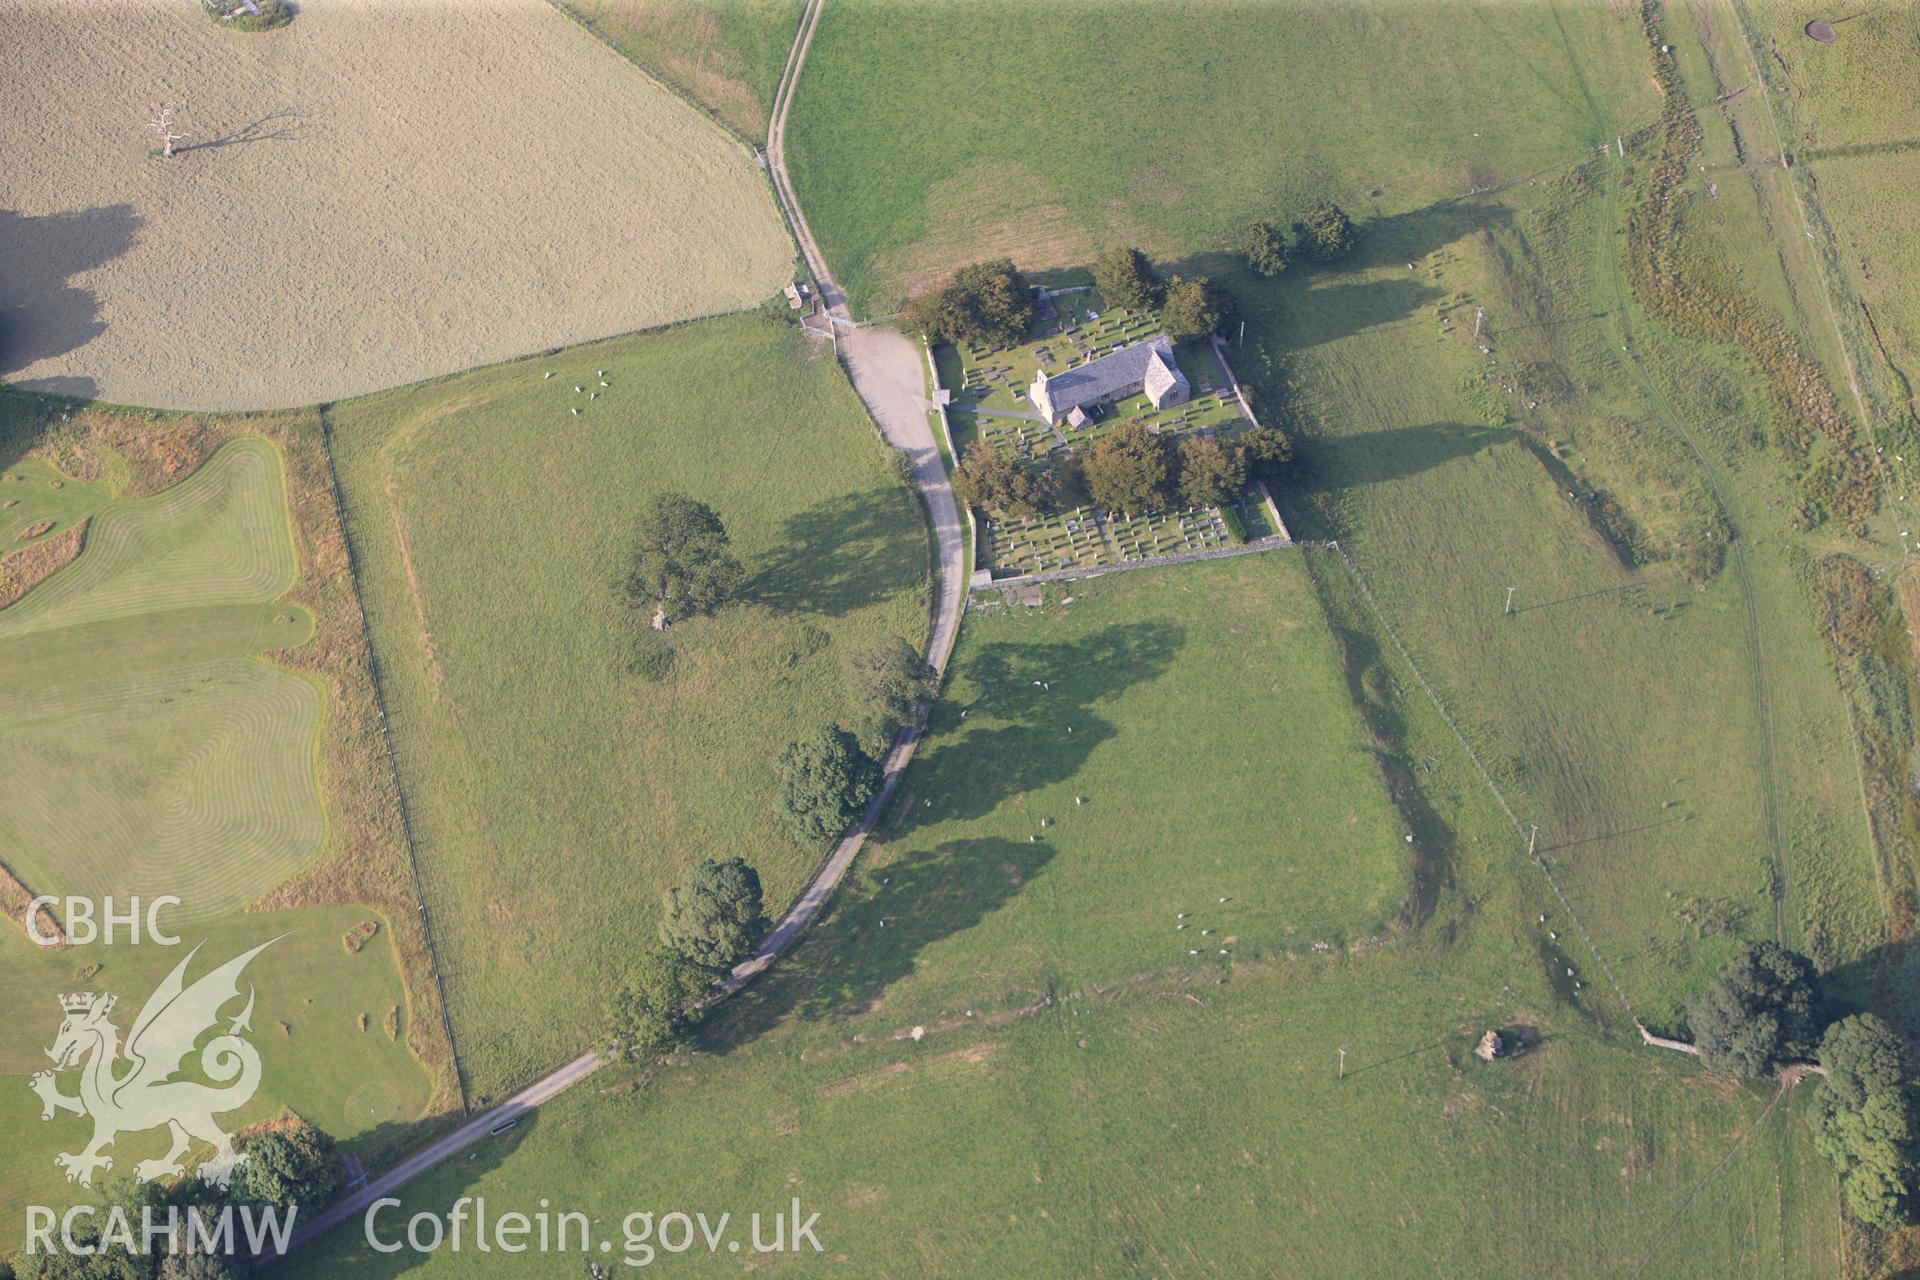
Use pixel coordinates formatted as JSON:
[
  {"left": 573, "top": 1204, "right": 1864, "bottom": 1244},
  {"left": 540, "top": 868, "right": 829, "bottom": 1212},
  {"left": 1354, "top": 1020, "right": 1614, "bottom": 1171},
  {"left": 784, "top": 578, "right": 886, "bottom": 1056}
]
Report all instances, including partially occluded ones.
[{"left": 30, "top": 939, "right": 278, "bottom": 1189}]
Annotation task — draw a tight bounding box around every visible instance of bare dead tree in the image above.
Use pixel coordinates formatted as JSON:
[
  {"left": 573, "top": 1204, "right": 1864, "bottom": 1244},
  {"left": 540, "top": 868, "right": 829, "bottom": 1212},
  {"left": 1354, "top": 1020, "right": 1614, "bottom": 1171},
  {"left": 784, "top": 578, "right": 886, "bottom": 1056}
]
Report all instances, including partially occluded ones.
[{"left": 149, "top": 102, "right": 187, "bottom": 158}]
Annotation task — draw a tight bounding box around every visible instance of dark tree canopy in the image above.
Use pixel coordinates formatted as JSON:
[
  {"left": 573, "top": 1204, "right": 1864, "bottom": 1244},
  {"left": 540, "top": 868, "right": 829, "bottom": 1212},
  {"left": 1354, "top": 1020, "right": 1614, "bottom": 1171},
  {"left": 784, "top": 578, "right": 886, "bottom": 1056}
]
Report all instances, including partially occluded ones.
[
  {"left": 1091, "top": 247, "right": 1162, "bottom": 312},
  {"left": 953, "top": 444, "right": 1049, "bottom": 517},
  {"left": 1293, "top": 199, "right": 1358, "bottom": 262},
  {"left": 227, "top": 1121, "right": 343, "bottom": 1214},
  {"left": 1176, "top": 437, "right": 1249, "bottom": 508},
  {"left": 606, "top": 945, "right": 709, "bottom": 1058},
  {"left": 659, "top": 856, "right": 769, "bottom": 970},
  {"left": 1241, "top": 220, "right": 1291, "bottom": 277},
  {"left": 1820, "top": 1014, "right": 1908, "bottom": 1110},
  {"left": 845, "top": 636, "right": 936, "bottom": 754},
  {"left": 630, "top": 493, "right": 745, "bottom": 622},
  {"left": 10, "top": 1247, "right": 148, "bottom": 1280},
  {"left": 1084, "top": 422, "right": 1175, "bottom": 516},
  {"left": 777, "top": 726, "right": 881, "bottom": 844},
  {"left": 903, "top": 260, "right": 1034, "bottom": 349},
  {"left": 1239, "top": 423, "right": 1295, "bottom": 482},
  {"left": 1685, "top": 941, "right": 1823, "bottom": 1078},
  {"left": 1160, "top": 275, "right": 1230, "bottom": 343},
  {"left": 157, "top": 1255, "right": 237, "bottom": 1280}
]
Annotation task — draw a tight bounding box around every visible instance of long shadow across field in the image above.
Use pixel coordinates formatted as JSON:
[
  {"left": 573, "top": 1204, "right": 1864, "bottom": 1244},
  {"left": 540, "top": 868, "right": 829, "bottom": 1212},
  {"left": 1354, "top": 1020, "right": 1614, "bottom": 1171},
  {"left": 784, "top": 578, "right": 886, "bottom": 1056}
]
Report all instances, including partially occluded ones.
[
  {"left": 709, "top": 619, "right": 1184, "bottom": 1048},
  {"left": 0, "top": 205, "right": 140, "bottom": 393},
  {"left": 1282, "top": 422, "right": 1514, "bottom": 539},
  {"left": 704, "top": 837, "right": 1056, "bottom": 1051},
  {"left": 745, "top": 488, "right": 923, "bottom": 617},
  {"left": 901, "top": 619, "right": 1186, "bottom": 826}
]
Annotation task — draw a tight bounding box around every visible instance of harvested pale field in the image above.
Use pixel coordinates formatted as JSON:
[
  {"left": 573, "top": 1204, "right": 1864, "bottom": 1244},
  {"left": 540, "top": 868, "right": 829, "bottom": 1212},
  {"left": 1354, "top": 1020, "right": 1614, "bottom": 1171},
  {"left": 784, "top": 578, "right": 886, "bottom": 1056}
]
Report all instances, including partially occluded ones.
[{"left": 0, "top": 0, "right": 791, "bottom": 410}]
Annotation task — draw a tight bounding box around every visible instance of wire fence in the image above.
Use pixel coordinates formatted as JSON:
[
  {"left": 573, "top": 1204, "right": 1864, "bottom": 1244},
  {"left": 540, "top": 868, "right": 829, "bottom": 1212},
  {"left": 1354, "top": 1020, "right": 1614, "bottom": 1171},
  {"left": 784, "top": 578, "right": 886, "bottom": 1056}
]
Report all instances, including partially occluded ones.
[{"left": 1321, "top": 540, "right": 1650, "bottom": 1034}]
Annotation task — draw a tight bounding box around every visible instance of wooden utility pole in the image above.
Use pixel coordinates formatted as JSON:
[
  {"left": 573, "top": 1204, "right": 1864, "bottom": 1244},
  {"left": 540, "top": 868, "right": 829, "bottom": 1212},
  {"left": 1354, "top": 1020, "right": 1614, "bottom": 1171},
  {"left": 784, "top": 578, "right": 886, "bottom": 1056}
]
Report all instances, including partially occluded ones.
[{"left": 149, "top": 102, "right": 186, "bottom": 158}]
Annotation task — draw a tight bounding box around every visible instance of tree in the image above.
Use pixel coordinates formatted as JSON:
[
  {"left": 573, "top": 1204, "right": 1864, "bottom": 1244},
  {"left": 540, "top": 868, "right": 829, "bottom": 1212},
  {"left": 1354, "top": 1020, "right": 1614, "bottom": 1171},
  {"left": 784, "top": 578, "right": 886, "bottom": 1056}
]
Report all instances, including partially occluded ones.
[
  {"left": 1239, "top": 423, "right": 1294, "bottom": 482},
  {"left": 11, "top": 1248, "right": 147, "bottom": 1280},
  {"left": 1175, "top": 437, "right": 1248, "bottom": 507},
  {"left": 225, "top": 1121, "right": 343, "bottom": 1214},
  {"left": 605, "top": 946, "right": 709, "bottom": 1058},
  {"left": 952, "top": 444, "right": 1049, "bottom": 516},
  {"left": 903, "top": 260, "right": 1033, "bottom": 349},
  {"left": 1293, "top": 199, "right": 1357, "bottom": 262},
  {"left": 1685, "top": 941, "right": 1823, "bottom": 1078},
  {"left": 1091, "top": 247, "right": 1161, "bottom": 312},
  {"left": 1807, "top": 1084, "right": 1919, "bottom": 1230},
  {"left": 659, "top": 856, "right": 768, "bottom": 970},
  {"left": 1820, "top": 1014, "right": 1908, "bottom": 1110},
  {"left": 1160, "top": 275, "right": 1230, "bottom": 343},
  {"left": 845, "top": 636, "right": 936, "bottom": 754},
  {"left": 630, "top": 493, "right": 745, "bottom": 622},
  {"left": 777, "top": 726, "right": 881, "bottom": 844},
  {"left": 1084, "top": 422, "right": 1175, "bottom": 515},
  {"left": 156, "top": 1256, "right": 236, "bottom": 1280},
  {"left": 1240, "top": 220, "right": 1291, "bottom": 277},
  {"left": 148, "top": 103, "right": 186, "bottom": 159}
]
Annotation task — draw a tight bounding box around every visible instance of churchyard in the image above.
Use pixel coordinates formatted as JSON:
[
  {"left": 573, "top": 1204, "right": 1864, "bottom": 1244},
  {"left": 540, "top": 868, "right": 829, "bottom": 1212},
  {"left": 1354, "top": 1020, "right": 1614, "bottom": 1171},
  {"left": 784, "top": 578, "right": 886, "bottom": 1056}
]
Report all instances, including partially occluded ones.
[{"left": 948, "top": 290, "right": 1245, "bottom": 463}]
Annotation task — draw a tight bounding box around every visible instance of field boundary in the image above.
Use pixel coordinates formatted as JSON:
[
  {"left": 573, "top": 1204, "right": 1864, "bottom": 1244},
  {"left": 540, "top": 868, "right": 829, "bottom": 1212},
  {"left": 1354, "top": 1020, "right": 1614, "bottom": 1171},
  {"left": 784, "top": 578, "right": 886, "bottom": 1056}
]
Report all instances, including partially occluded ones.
[
  {"left": 313, "top": 406, "right": 468, "bottom": 1117},
  {"left": 1319, "top": 541, "right": 1649, "bottom": 1033}
]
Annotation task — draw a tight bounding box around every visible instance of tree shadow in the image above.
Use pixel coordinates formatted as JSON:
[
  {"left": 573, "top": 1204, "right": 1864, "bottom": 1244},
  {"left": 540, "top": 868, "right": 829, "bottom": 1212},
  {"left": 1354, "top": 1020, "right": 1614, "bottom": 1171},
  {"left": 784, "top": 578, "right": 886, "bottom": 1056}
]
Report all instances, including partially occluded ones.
[
  {"left": 705, "top": 620, "right": 1183, "bottom": 1049},
  {"left": 178, "top": 109, "right": 311, "bottom": 154},
  {"left": 899, "top": 619, "right": 1186, "bottom": 827},
  {"left": 703, "top": 837, "right": 1056, "bottom": 1051},
  {"left": 1285, "top": 421, "right": 1512, "bottom": 511},
  {"left": 745, "top": 488, "right": 926, "bottom": 617},
  {"left": 0, "top": 205, "right": 140, "bottom": 385}
]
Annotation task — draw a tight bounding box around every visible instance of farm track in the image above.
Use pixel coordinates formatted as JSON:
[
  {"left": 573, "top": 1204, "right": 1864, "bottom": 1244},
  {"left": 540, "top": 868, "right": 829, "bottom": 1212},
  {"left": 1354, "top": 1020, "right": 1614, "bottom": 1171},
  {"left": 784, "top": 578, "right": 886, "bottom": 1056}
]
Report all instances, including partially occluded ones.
[{"left": 269, "top": 0, "right": 968, "bottom": 1256}]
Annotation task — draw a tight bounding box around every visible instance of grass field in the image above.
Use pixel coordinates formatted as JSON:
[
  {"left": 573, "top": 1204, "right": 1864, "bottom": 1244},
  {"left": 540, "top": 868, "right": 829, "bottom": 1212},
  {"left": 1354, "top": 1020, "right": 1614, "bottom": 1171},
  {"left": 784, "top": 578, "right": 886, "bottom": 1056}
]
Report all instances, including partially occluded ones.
[
  {"left": 784, "top": 0, "right": 1653, "bottom": 313},
  {"left": 325, "top": 314, "right": 928, "bottom": 1100},
  {"left": 0, "top": 437, "right": 325, "bottom": 921},
  {"left": 0, "top": 397, "right": 463, "bottom": 1217},
  {"left": 1732, "top": 0, "right": 1920, "bottom": 464},
  {"left": 288, "top": 556, "right": 1842, "bottom": 1277},
  {"left": 556, "top": 0, "right": 804, "bottom": 140},
  {"left": 0, "top": 903, "right": 432, "bottom": 1216},
  {"left": 0, "top": 0, "right": 791, "bottom": 410}
]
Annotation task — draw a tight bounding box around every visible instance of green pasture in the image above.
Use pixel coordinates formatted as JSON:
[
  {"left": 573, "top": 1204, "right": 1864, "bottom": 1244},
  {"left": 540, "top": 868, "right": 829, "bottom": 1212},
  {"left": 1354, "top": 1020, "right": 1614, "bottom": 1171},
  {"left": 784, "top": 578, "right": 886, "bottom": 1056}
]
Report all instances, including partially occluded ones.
[
  {"left": 0, "top": 459, "right": 108, "bottom": 548},
  {"left": 0, "top": 437, "right": 325, "bottom": 922},
  {"left": 324, "top": 314, "right": 927, "bottom": 1101},
  {"left": 0, "top": 903, "right": 431, "bottom": 1215},
  {"left": 1231, "top": 108, "right": 1880, "bottom": 1020},
  {"left": 785, "top": 0, "right": 1654, "bottom": 312},
  {"left": 558, "top": 0, "right": 805, "bottom": 139},
  {"left": 288, "top": 555, "right": 1840, "bottom": 1277}
]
